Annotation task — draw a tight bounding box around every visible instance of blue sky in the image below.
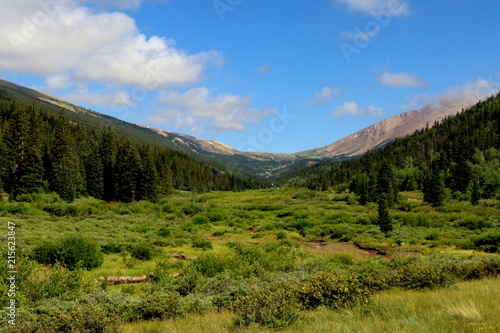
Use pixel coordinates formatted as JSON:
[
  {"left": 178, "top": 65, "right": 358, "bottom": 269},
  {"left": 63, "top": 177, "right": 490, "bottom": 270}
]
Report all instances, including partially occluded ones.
[{"left": 1, "top": 0, "right": 499, "bottom": 153}]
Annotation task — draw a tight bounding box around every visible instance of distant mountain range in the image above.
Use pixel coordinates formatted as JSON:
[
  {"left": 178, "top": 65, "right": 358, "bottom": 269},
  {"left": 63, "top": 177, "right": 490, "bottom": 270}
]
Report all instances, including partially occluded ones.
[{"left": 0, "top": 79, "right": 477, "bottom": 177}]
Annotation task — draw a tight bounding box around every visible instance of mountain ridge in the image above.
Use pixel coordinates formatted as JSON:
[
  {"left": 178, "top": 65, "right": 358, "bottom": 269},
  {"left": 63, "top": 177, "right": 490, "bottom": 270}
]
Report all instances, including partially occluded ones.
[{"left": 0, "top": 78, "right": 478, "bottom": 177}]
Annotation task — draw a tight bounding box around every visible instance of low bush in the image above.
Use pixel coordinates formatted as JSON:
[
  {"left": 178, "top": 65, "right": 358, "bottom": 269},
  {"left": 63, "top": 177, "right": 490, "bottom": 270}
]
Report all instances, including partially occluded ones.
[
  {"left": 192, "top": 238, "right": 213, "bottom": 250},
  {"left": 233, "top": 287, "right": 302, "bottom": 329},
  {"left": 128, "top": 292, "right": 184, "bottom": 321},
  {"left": 130, "top": 243, "right": 156, "bottom": 260},
  {"left": 296, "top": 274, "right": 371, "bottom": 310},
  {"left": 474, "top": 232, "right": 500, "bottom": 253},
  {"left": 192, "top": 214, "right": 209, "bottom": 225},
  {"left": 31, "top": 235, "right": 104, "bottom": 270}
]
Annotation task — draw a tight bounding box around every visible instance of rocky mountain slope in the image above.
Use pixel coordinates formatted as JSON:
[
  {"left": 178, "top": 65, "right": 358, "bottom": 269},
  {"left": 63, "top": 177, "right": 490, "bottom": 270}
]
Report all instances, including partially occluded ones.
[{"left": 0, "top": 79, "right": 478, "bottom": 177}]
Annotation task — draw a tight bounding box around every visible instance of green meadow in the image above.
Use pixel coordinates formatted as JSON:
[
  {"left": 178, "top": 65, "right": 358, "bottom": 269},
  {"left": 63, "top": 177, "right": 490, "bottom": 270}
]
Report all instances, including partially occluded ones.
[{"left": 0, "top": 188, "right": 499, "bottom": 332}]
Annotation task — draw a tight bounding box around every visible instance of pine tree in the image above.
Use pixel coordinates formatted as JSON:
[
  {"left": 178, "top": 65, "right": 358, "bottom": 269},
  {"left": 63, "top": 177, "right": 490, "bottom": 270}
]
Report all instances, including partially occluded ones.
[
  {"left": 376, "top": 163, "right": 397, "bottom": 207},
  {"left": 247, "top": 175, "right": 256, "bottom": 190},
  {"left": 377, "top": 193, "right": 393, "bottom": 236},
  {"left": 99, "top": 128, "right": 117, "bottom": 201},
  {"left": 470, "top": 177, "right": 480, "bottom": 206},
  {"left": 422, "top": 169, "right": 445, "bottom": 207},
  {"left": 84, "top": 136, "right": 104, "bottom": 199},
  {"left": 49, "top": 110, "right": 79, "bottom": 202},
  {"left": 2, "top": 104, "right": 44, "bottom": 197},
  {"left": 138, "top": 146, "right": 159, "bottom": 202},
  {"left": 114, "top": 138, "right": 142, "bottom": 202}
]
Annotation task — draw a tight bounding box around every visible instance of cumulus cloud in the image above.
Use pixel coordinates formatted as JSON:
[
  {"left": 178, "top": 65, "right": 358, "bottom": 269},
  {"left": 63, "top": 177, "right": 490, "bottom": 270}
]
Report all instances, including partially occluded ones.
[
  {"left": 332, "top": 101, "right": 383, "bottom": 117},
  {"left": 81, "top": 0, "right": 145, "bottom": 10},
  {"left": 381, "top": 72, "right": 425, "bottom": 88},
  {"left": 308, "top": 87, "right": 341, "bottom": 106},
  {"left": 63, "top": 89, "right": 133, "bottom": 108},
  {"left": 333, "top": 0, "right": 410, "bottom": 16},
  {"left": 149, "top": 87, "right": 274, "bottom": 133},
  {"left": 401, "top": 78, "right": 500, "bottom": 111},
  {"left": 0, "top": 0, "right": 221, "bottom": 87}
]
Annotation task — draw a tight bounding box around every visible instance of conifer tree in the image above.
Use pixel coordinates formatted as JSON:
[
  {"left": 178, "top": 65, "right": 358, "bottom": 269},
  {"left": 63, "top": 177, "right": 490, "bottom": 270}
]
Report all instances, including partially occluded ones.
[
  {"left": 3, "top": 104, "right": 44, "bottom": 197},
  {"left": 470, "top": 177, "right": 480, "bottom": 206},
  {"left": 377, "top": 193, "right": 393, "bottom": 236},
  {"left": 84, "top": 135, "right": 104, "bottom": 199},
  {"left": 114, "top": 138, "right": 142, "bottom": 202},
  {"left": 376, "top": 163, "right": 397, "bottom": 207},
  {"left": 99, "top": 128, "right": 117, "bottom": 201},
  {"left": 422, "top": 169, "right": 445, "bottom": 207},
  {"left": 49, "top": 110, "right": 79, "bottom": 202},
  {"left": 138, "top": 146, "right": 160, "bottom": 202}
]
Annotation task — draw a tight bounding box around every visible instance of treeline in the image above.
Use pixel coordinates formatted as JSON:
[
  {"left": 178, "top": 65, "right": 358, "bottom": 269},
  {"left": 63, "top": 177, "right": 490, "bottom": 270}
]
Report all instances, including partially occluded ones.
[
  {"left": 0, "top": 98, "right": 248, "bottom": 202},
  {"left": 280, "top": 93, "right": 500, "bottom": 205}
]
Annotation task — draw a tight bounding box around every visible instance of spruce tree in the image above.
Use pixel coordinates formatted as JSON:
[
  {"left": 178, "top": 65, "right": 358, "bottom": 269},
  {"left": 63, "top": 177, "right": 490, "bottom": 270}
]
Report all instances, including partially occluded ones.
[
  {"left": 114, "top": 138, "right": 142, "bottom": 202},
  {"left": 138, "top": 146, "right": 159, "bottom": 202},
  {"left": 84, "top": 137, "right": 104, "bottom": 199},
  {"left": 49, "top": 110, "right": 79, "bottom": 202},
  {"left": 422, "top": 169, "right": 445, "bottom": 207},
  {"left": 470, "top": 177, "right": 480, "bottom": 206},
  {"left": 377, "top": 193, "right": 393, "bottom": 236},
  {"left": 2, "top": 104, "right": 44, "bottom": 197},
  {"left": 99, "top": 128, "right": 117, "bottom": 201},
  {"left": 376, "top": 163, "right": 397, "bottom": 207}
]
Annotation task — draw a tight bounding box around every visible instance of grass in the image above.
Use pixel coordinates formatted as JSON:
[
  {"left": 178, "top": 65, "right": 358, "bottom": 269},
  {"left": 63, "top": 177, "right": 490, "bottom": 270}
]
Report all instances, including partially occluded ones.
[
  {"left": 1, "top": 188, "right": 499, "bottom": 331},
  {"left": 122, "top": 277, "right": 500, "bottom": 333}
]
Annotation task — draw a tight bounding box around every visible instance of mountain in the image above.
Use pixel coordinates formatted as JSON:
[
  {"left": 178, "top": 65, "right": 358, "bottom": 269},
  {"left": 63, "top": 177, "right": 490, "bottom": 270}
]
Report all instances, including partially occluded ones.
[
  {"left": 0, "top": 79, "right": 478, "bottom": 177},
  {"left": 296, "top": 99, "right": 479, "bottom": 159}
]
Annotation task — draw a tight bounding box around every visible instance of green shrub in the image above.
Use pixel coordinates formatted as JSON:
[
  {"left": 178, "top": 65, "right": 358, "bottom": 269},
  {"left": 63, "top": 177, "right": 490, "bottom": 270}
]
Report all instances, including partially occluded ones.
[
  {"left": 233, "top": 287, "right": 302, "bottom": 329},
  {"left": 158, "top": 227, "right": 172, "bottom": 237},
  {"left": 181, "top": 204, "right": 202, "bottom": 216},
  {"left": 389, "top": 257, "right": 455, "bottom": 290},
  {"left": 192, "top": 238, "right": 213, "bottom": 250},
  {"left": 474, "top": 232, "right": 500, "bottom": 253},
  {"left": 296, "top": 274, "right": 371, "bottom": 310},
  {"left": 192, "top": 214, "right": 209, "bottom": 225},
  {"left": 12, "top": 260, "right": 87, "bottom": 302},
  {"left": 207, "top": 212, "right": 224, "bottom": 222},
  {"left": 101, "top": 243, "right": 127, "bottom": 254},
  {"left": 31, "top": 235, "right": 104, "bottom": 270},
  {"left": 276, "top": 231, "right": 286, "bottom": 239},
  {"left": 130, "top": 243, "right": 156, "bottom": 260},
  {"left": 457, "top": 217, "right": 492, "bottom": 230},
  {"left": 129, "top": 293, "right": 184, "bottom": 321}
]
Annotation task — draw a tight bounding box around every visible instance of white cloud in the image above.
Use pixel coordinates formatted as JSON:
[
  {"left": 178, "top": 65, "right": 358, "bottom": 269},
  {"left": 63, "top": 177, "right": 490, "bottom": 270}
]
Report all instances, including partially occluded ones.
[
  {"left": 63, "top": 90, "right": 133, "bottom": 108},
  {"left": 150, "top": 87, "right": 274, "bottom": 133},
  {"left": 308, "top": 87, "right": 341, "bottom": 106},
  {"left": 333, "top": 0, "right": 410, "bottom": 16},
  {"left": 0, "top": 0, "right": 222, "bottom": 88},
  {"left": 381, "top": 72, "right": 425, "bottom": 88},
  {"left": 332, "top": 101, "right": 383, "bottom": 117},
  {"left": 401, "top": 78, "right": 500, "bottom": 111},
  {"left": 82, "top": 0, "right": 145, "bottom": 10}
]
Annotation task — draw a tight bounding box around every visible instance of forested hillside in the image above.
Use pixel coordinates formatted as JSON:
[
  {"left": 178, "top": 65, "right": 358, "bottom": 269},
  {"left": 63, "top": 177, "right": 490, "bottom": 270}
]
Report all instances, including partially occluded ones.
[
  {"left": 280, "top": 93, "right": 500, "bottom": 205},
  {"left": 0, "top": 96, "right": 248, "bottom": 202}
]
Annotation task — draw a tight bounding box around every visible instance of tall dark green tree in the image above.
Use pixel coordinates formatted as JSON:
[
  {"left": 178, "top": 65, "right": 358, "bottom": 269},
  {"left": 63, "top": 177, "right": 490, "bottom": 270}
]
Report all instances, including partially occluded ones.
[
  {"left": 84, "top": 134, "right": 104, "bottom": 199},
  {"left": 422, "top": 169, "right": 445, "bottom": 207},
  {"left": 99, "top": 128, "right": 117, "bottom": 201},
  {"left": 2, "top": 104, "right": 44, "bottom": 197},
  {"left": 376, "top": 163, "right": 397, "bottom": 207},
  {"left": 49, "top": 110, "right": 79, "bottom": 202},
  {"left": 470, "top": 177, "right": 480, "bottom": 206},
  {"left": 377, "top": 193, "right": 393, "bottom": 236},
  {"left": 114, "top": 138, "right": 142, "bottom": 202},
  {"left": 138, "top": 146, "right": 160, "bottom": 202}
]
